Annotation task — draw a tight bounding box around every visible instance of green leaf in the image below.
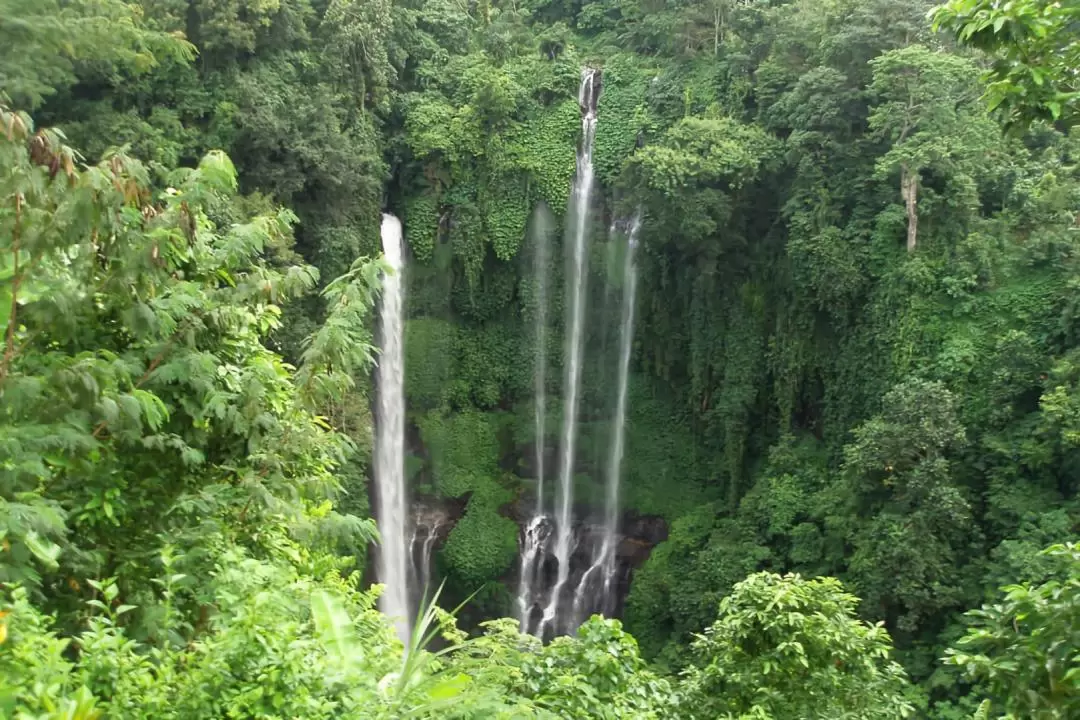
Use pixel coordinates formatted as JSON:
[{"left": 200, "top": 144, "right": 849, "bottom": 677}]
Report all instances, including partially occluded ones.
[
  {"left": 23, "top": 531, "right": 60, "bottom": 568},
  {"left": 427, "top": 673, "right": 471, "bottom": 701},
  {"left": 311, "top": 590, "right": 358, "bottom": 667}
]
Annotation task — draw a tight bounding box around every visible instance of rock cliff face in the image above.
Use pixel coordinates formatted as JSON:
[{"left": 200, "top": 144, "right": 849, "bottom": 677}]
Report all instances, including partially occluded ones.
[
  {"left": 508, "top": 499, "right": 668, "bottom": 637},
  {"left": 382, "top": 494, "right": 666, "bottom": 635}
]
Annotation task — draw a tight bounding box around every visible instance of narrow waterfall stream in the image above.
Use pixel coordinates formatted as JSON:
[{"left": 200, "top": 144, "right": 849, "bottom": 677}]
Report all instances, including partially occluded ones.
[
  {"left": 375, "top": 213, "right": 410, "bottom": 643},
  {"left": 408, "top": 513, "right": 443, "bottom": 607},
  {"left": 600, "top": 214, "right": 641, "bottom": 609},
  {"left": 540, "top": 67, "right": 600, "bottom": 638},
  {"left": 532, "top": 206, "right": 551, "bottom": 515},
  {"left": 571, "top": 215, "right": 640, "bottom": 624},
  {"left": 517, "top": 205, "right": 554, "bottom": 633},
  {"left": 517, "top": 515, "right": 552, "bottom": 634}
]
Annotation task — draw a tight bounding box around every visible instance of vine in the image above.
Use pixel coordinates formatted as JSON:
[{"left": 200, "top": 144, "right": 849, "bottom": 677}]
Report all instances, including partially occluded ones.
[
  {"left": 404, "top": 191, "right": 440, "bottom": 263},
  {"left": 594, "top": 54, "right": 650, "bottom": 188}
]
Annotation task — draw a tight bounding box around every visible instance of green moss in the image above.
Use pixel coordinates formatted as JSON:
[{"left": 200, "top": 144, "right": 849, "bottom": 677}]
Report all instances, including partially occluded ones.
[
  {"left": 405, "top": 318, "right": 457, "bottom": 410},
  {"left": 405, "top": 191, "right": 440, "bottom": 263},
  {"left": 419, "top": 409, "right": 519, "bottom": 587},
  {"left": 418, "top": 410, "right": 508, "bottom": 502},
  {"left": 440, "top": 495, "right": 519, "bottom": 587},
  {"left": 620, "top": 377, "right": 719, "bottom": 522},
  {"left": 594, "top": 55, "right": 650, "bottom": 188},
  {"left": 481, "top": 172, "right": 529, "bottom": 262},
  {"left": 454, "top": 321, "right": 527, "bottom": 408},
  {"left": 451, "top": 259, "right": 518, "bottom": 322},
  {"left": 517, "top": 98, "right": 579, "bottom": 211}
]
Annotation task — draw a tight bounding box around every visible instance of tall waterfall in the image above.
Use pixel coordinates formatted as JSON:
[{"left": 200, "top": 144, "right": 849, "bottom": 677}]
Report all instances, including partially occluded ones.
[
  {"left": 540, "top": 67, "right": 600, "bottom": 637},
  {"left": 571, "top": 215, "right": 640, "bottom": 624},
  {"left": 601, "top": 214, "right": 640, "bottom": 608},
  {"left": 532, "top": 206, "right": 552, "bottom": 515},
  {"left": 517, "top": 204, "right": 554, "bottom": 633},
  {"left": 375, "top": 213, "right": 410, "bottom": 643}
]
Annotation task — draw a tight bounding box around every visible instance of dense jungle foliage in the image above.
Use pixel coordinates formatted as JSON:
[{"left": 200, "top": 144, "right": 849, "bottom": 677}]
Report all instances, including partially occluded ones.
[{"left": 3, "top": 0, "right": 1080, "bottom": 717}]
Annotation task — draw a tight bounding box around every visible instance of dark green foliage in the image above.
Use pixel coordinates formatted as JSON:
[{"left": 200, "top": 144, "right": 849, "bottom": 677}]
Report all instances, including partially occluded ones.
[
  {"left": 839, "top": 379, "right": 975, "bottom": 634},
  {"left": 0, "top": 0, "right": 194, "bottom": 110},
  {"left": 419, "top": 410, "right": 518, "bottom": 589},
  {"left": 405, "top": 317, "right": 458, "bottom": 409},
  {"left": 619, "top": 380, "right": 717, "bottom": 521},
  {"left": 419, "top": 410, "right": 503, "bottom": 500},
  {"left": 624, "top": 504, "right": 769, "bottom": 663},
  {"left": 404, "top": 191, "right": 440, "bottom": 262},
  {"left": 0, "top": 112, "right": 369, "bottom": 595},
  {"left": 592, "top": 55, "right": 649, "bottom": 188}
]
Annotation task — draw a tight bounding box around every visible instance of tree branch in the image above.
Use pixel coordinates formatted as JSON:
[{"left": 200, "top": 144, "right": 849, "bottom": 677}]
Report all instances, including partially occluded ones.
[
  {"left": 91, "top": 328, "right": 184, "bottom": 439},
  {"left": 1, "top": 193, "right": 23, "bottom": 384}
]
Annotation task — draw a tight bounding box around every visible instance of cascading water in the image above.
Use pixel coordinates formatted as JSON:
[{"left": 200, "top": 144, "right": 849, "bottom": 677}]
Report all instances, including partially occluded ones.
[
  {"left": 517, "top": 205, "right": 554, "bottom": 633},
  {"left": 532, "top": 206, "right": 552, "bottom": 515},
  {"left": 601, "top": 214, "right": 640, "bottom": 609},
  {"left": 540, "top": 67, "right": 600, "bottom": 638},
  {"left": 419, "top": 525, "right": 438, "bottom": 593},
  {"left": 571, "top": 215, "right": 641, "bottom": 624},
  {"left": 516, "top": 515, "right": 552, "bottom": 633},
  {"left": 375, "top": 213, "right": 410, "bottom": 644},
  {"left": 408, "top": 513, "right": 443, "bottom": 606}
]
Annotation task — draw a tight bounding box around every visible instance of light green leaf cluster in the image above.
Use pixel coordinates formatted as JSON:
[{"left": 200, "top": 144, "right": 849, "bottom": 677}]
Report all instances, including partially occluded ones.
[
  {"left": 946, "top": 543, "right": 1080, "bottom": 719},
  {"left": 682, "top": 572, "right": 916, "bottom": 720},
  {"left": 933, "top": 0, "right": 1080, "bottom": 128}
]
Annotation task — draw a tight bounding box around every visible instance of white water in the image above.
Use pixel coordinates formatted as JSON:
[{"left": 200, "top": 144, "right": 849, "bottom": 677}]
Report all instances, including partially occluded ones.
[
  {"left": 516, "top": 515, "right": 551, "bottom": 633},
  {"left": 532, "top": 206, "right": 551, "bottom": 514},
  {"left": 601, "top": 214, "right": 640, "bottom": 606},
  {"left": 571, "top": 536, "right": 602, "bottom": 623},
  {"left": 517, "top": 204, "right": 553, "bottom": 632},
  {"left": 408, "top": 514, "right": 442, "bottom": 607},
  {"left": 541, "top": 68, "right": 599, "bottom": 637},
  {"left": 571, "top": 215, "right": 641, "bottom": 623},
  {"left": 375, "top": 213, "right": 410, "bottom": 644}
]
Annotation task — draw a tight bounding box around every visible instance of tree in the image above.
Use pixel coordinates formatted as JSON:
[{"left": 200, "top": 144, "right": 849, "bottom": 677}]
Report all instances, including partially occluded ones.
[
  {"left": 0, "top": 105, "right": 377, "bottom": 605},
  {"left": 629, "top": 114, "right": 777, "bottom": 251},
  {"left": 681, "top": 572, "right": 915, "bottom": 719},
  {"left": 946, "top": 543, "right": 1080, "bottom": 719},
  {"left": 0, "top": 0, "right": 193, "bottom": 110},
  {"left": 932, "top": 0, "right": 1080, "bottom": 129},
  {"left": 320, "top": 0, "right": 395, "bottom": 111},
  {"left": 868, "top": 45, "right": 985, "bottom": 252},
  {"left": 837, "top": 379, "right": 974, "bottom": 635}
]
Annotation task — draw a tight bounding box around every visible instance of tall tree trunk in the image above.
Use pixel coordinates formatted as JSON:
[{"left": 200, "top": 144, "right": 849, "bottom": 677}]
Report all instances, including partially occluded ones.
[
  {"left": 714, "top": 8, "right": 721, "bottom": 55},
  {"left": 900, "top": 164, "right": 918, "bottom": 252}
]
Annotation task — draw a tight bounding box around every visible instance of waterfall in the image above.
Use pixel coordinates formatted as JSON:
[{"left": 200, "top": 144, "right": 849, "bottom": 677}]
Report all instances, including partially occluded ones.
[
  {"left": 517, "top": 204, "right": 554, "bottom": 632},
  {"left": 419, "top": 524, "right": 438, "bottom": 594},
  {"left": 532, "top": 205, "right": 551, "bottom": 515},
  {"left": 516, "top": 515, "right": 552, "bottom": 633},
  {"left": 408, "top": 512, "right": 443, "bottom": 608},
  {"left": 601, "top": 213, "right": 640, "bottom": 609},
  {"left": 375, "top": 213, "right": 410, "bottom": 644},
  {"left": 540, "top": 67, "right": 600, "bottom": 638},
  {"left": 571, "top": 214, "right": 640, "bottom": 624}
]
